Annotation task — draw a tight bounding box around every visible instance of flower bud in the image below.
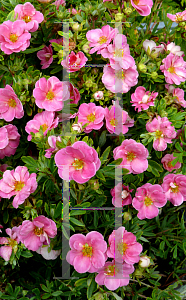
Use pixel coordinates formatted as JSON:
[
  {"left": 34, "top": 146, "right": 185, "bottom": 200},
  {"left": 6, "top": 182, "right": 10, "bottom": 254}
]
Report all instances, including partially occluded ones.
[
  {"left": 93, "top": 91, "right": 104, "bottom": 100},
  {"left": 72, "top": 23, "right": 82, "bottom": 32},
  {"left": 94, "top": 292, "right": 104, "bottom": 300},
  {"left": 179, "top": 21, "right": 186, "bottom": 27},
  {"left": 124, "top": 7, "right": 132, "bottom": 15},
  {"left": 151, "top": 71, "right": 158, "bottom": 79},
  {"left": 139, "top": 255, "right": 151, "bottom": 268},
  {"left": 138, "top": 63, "right": 147, "bottom": 73},
  {"left": 72, "top": 123, "right": 83, "bottom": 133},
  {"left": 82, "top": 43, "right": 90, "bottom": 53},
  {"left": 89, "top": 180, "right": 99, "bottom": 190},
  {"left": 134, "top": 269, "right": 143, "bottom": 278},
  {"left": 58, "top": 50, "right": 64, "bottom": 59},
  {"left": 123, "top": 212, "right": 132, "bottom": 221},
  {"left": 85, "top": 79, "right": 94, "bottom": 88},
  {"left": 115, "top": 13, "right": 124, "bottom": 22}
]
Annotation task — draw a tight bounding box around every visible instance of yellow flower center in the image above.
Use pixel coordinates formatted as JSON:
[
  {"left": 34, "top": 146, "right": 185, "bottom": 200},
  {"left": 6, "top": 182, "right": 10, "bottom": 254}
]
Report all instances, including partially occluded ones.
[
  {"left": 168, "top": 66, "right": 175, "bottom": 73},
  {"left": 170, "top": 183, "right": 179, "bottom": 193},
  {"left": 176, "top": 15, "right": 183, "bottom": 22},
  {"left": 116, "top": 70, "right": 125, "bottom": 80},
  {"left": 114, "top": 49, "right": 123, "bottom": 58},
  {"left": 41, "top": 124, "right": 48, "bottom": 132},
  {"left": 7, "top": 238, "right": 18, "bottom": 253},
  {"left": 8, "top": 98, "right": 17, "bottom": 108},
  {"left": 155, "top": 130, "right": 163, "bottom": 139},
  {"left": 110, "top": 118, "right": 118, "bottom": 127},
  {"left": 126, "top": 152, "right": 136, "bottom": 161},
  {"left": 22, "top": 15, "right": 32, "bottom": 23},
  {"left": 144, "top": 196, "right": 153, "bottom": 206},
  {"left": 98, "top": 36, "right": 107, "bottom": 44},
  {"left": 82, "top": 243, "right": 92, "bottom": 257},
  {"left": 72, "top": 158, "right": 84, "bottom": 170},
  {"left": 105, "top": 265, "right": 118, "bottom": 276},
  {"left": 34, "top": 227, "right": 44, "bottom": 236},
  {"left": 167, "top": 161, "right": 173, "bottom": 168},
  {"left": 9, "top": 34, "right": 18, "bottom": 43},
  {"left": 133, "top": 0, "right": 140, "bottom": 4},
  {"left": 87, "top": 113, "right": 96, "bottom": 122},
  {"left": 14, "top": 181, "right": 25, "bottom": 191},
  {"left": 46, "top": 91, "right": 55, "bottom": 100},
  {"left": 117, "top": 242, "right": 128, "bottom": 255}
]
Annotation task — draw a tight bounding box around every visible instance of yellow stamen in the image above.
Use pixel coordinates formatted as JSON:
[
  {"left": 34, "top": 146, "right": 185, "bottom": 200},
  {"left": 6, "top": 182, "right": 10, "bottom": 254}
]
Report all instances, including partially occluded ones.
[
  {"left": 41, "top": 124, "right": 48, "bottom": 132},
  {"left": 98, "top": 36, "right": 107, "bottom": 44},
  {"left": 87, "top": 113, "right": 96, "bottom": 122},
  {"left": 170, "top": 183, "right": 179, "bottom": 193},
  {"left": 126, "top": 152, "right": 136, "bottom": 161},
  {"left": 22, "top": 15, "right": 32, "bottom": 23},
  {"left": 168, "top": 66, "right": 175, "bottom": 74},
  {"left": 46, "top": 91, "right": 55, "bottom": 100},
  {"left": 72, "top": 158, "right": 84, "bottom": 170},
  {"left": 9, "top": 98, "right": 17, "bottom": 108},
  {"left": 110, "top": 119, "right": 118, "bottom": 127},
  {"left": 155, "top": 130, "right": 163, "bottom": 139},
  {"left": 82, "top": 243, "right": 92, "bottom": 257},
  {"left": 105, "top": 265, "right": 119, "bottom": 276},
  {"left": 14, "top": 181, "right": 25, "bottom": 191},
  {"left": 144, "top": 196, "right": 153, "bottom": 206},
  {"left": 116, "top": 70, "right": 125, "bottom": 80},
  {"left": 34, "top": 227, "right": 44, "bottom": 236},
  {"left": 117, "top": 242, "right": 128, "bottom": 255},
  {"left": 9, "top": 34, "right": 18, "bottom": 43},
  {"left": 133, "top": 0, "right": 139, "bottom": 4}
]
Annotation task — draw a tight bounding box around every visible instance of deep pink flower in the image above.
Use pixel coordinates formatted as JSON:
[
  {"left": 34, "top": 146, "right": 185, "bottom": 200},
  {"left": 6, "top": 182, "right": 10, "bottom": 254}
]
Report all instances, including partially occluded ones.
[
  {"left": 0, "top": 20, "right": 31, "bottom": 55},
  {"left": 77, "top": 103, "right": 105, "bottom": 133},
  {"left": 162, "top": 174, "right": 186, "bottom": 206},
  {"left": 53, "top": 0, "right": 66, "bottom": 10},
  {"left": 45, "top": 136, "right": 61, "bottom": 158},
  {"left": 161, "top": 154, "right": 181, "bottom": 172},
  {"left": 107, "top": 227, "right": 143, "bottom": 264},
  {"left": 33, "top": 77, "right": 69, "bottom": 111},
  {"left": 66, "top": 82, "right": 81, "bottom": 104},
  {"left": 0, "top": 225, "right": 3, "bottom": 233},
  {"left": 111, "top": 183, "right": 133, "bottom": 207},
  {"left": 55, "top": 141, "right": 101, "bottom": 184},
  {"left": 25, "top": 111, "right": 59, "bottom": 141},
  {"left": 0, "top": 227, "right": 20, "bottom": 261},
  {"left": 86, "top": 25, "right": 118, "bottom": 55},
  {"left": 0, "top": 85, "right": 24, "bottom": 121},
  {"left": 102, "top": 64, "right": 138, "bottom": 93},
  {"left": 95, "top": 260, "right": 134, "bottom": 291},
  {"left": 0, "top": 166, "right": 37, "bottom": 209},
  {"left": 132, "top": 183, "right": 167, "bottom": 219},
  {"left": 146, "top": 116, "right": 177, "bottom": 151},
  {"left": 166, "top": 84, "right": 186, "bottom": 108},
  {"left": 66, "top": 231, "right": 107, "bottom": 273},
  {"left": 113, "top": 139, "right": 149, "bottom": 174},
  {"left": 131, "top": 86, "right": 158, "bottom": 112},
  {"left": 37, "top": 45, "right": 53, "bottom": 69},
  {"left": 0, "top": 164, "right": 8, "bottom": 173},
  {"left": 0, "top": 125, "right": 20, "bottom": 159},
  {"left": 17, "top": 216, "right": 57, "bottom": 251},
  {"left": 167, "top": 11, "right": 186, "bottom": 23},
  {"left": 14, "top": 2, "right": 44, "bottom": 32},
  {"left": 131, "top": 0, "right": 153, "bottom": 16},
  {"left": 160, "top": 53, "right": 186, "bottom": 85},
  {"left": 61, "top": 51, "right": 88, "bottom": 72},
  {"left": 49, "top": 37, "right": 63, "bottom": 45}
]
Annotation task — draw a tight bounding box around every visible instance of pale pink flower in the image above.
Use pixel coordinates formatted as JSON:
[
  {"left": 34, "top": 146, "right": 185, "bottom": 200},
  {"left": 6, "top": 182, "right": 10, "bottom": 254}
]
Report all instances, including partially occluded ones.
[
  {"left": 25, "top": 111, "right": 59, "bottom": 141},
  {"left": 113, "top": 139, "right": 149, "bottom": 174},
  {"left": 77, "top": 103, "right": 105, "bottom": 133},
  {"left": 0, "top": 85, "right": 24, "bottom": 121},
  {"left": 165, "top": 84, "right": 186, "bottom": 108},
  {"left": 45, "top": 136, "right": 61, "bottom": 158},
  {"left": 67, "top": 8, "right": 80, "bottom": 15},
  {"left": 101, "top": 34, "right": 135, "bottom": 70},
  {"left": 36, "top": 244, "right": 61, "bottom": 260},
  {"left": 67, "top": 82, "right": 80, "bottom": 104},
  {"left": 146, "top": 116, "right": 177, "bottom": 151},
  {"left": 0, "top": 20, "right": 31, "bottom": 55},
  {"left": 49, "top": 37, "right": 63, "bottom": 45},
  {"left": 162, "top": 174, "right": 186, "bottom": 206},
  {"left": 107, "top": 227, "right": 143, "bottom": 264},
  {"left": 95, "top": 260, "right": 134, "bottom": 291},
  {"left": 17, "top": 216, "right": 57, "bottom": 251},
  {"left": 53, "top": 0, "right": 66, "bottom": 10},
  {"left": 57, "top": 112, "right": 78, "bottom": 122},
  {"left": 111, "top": 183, "right": 133, "bottom": 207},
  {"left": 0, "top": 227, "right": 19, "bottom": 261},
  {"left": 0, "top": 166, "right": 37, "bottom": 209},
  {"left": 167, "top": 11, "right": 186, "bottom": 23},
  {"left": 93, "top": 91, "right": 104, "bottom": 100},
  {"left": 14, "top": 2, "right": 44, "bottom": 32},
  {"left": 61, "top": 51, "right": 88, "bottom": 72},
  {"left": 160, "top": 53, "right": 186, "bottom": 85},
  {"left": 0, "top": 125, "right": 20, "bottom": 159},
  {"left": 161, "top": 154, "right": 181, "bottom": 172},
  {"left": 131, "top": 0, "right": 153, "bottom": 16},
  {"left": 139, "top": 255, "right": 150, "bottom": 267},
  {"left": 166, "top": 42, "right": 184, "bottom": 57},
  {"left": 33, "top": 77, "right": 69, "bottom": 111},
  {"left": 66, "top": 231, "right": 107, "bottom": 273},
  {"left": 72, "top": 123, "right": 83, "bottom": 133},
  {"left": 55, "top": 141, "right": 101, "bottom": 184},
  {"left": 131, "top": 86, "right": 158, "bottom": 112},
  {"left": 143, "top": 39, "right": 164, "bottom": 56},
  {"left": 102, "top": 64, "right": 138, "bottom": 93},
  {"left": 86, "top": 25, "right": 118, "bottom": 55},
  {"left": 37, "top": 45, "right": 53, "bottom": 69},
  {"left": 132, "top": 183, "right": 167, "bottom": 219}
]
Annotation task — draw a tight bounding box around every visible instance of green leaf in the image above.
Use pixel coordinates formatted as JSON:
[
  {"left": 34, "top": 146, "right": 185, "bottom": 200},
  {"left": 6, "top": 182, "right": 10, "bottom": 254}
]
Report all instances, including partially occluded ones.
[
  {"left": 5, "top": 10, "right": 15, "bottom": 21},
  {"left": 40, "top": 285, "right": 49, "bottom": 293},
  {"left": 75, "top": 278, "right": 87, "bottom": 288},
  {"left": 21, "top": 156, "right": 38, "bottom": 172},
  {"left": 101, "top": 146, "right": 111, "bottom": 163},
  {"left": 51, "top": 291, "right": 63, "bottom": 296},
  {"left": 0, "top": 65, "right": 9, "bottom": 72},
  {"left": 96, "top": 170, "right": 106, "bottom": 181},
  {"left": 41, "top": 293, "right": 51, "bottom": 299},
  {"left": 98, "top": 130, "right": 107, "bottom": 148},
  {"left": 70, "top": 217, "right": 85, "bottom": 227},
  {"left": 50, "top": 65, "right": 63, "bottom": 74},
  {"left": 22, "top": 45, "right": 45, "bottom": 54},
  {"left": 173, "top": 245, "right": 177, "bottom": 258},
  {"left": 21, "top": 251, "right": 33, "bottom": 258},
  {"left": 148, "top": 160, "right": 163, "bottom": 172},
  {"left": 87, "top": 279, "right": 97, "bottom": 299},
  {"left": 3, "top": 209, "right": 9, "bottom": 224},
  {"left": 175, "top": 142, "right": 183, "bottom": 152},
  {"left": 111, "top": 292, "right": 123, "bottom": 300},
  {"left": 14, "top": 286, "right": 20, "bottom": 298},
  {"left": 54, "top": 202, "right": 62, "bottom": 218}
]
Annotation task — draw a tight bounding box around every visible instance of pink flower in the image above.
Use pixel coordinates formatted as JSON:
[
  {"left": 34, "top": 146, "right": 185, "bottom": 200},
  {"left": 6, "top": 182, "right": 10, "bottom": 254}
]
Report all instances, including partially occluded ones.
[
  {"left": 45, "top": 135, "right": 61, "bottom": 158},
  {"left": 105, "top": 102, "right": 134, "bottom": 134},
  {"left": 72, "top": 123, "right": 83, "bottom": 133},
  {"left": 0, "top": 227, "right": 19, "bottom": 261},
  {"left": 167, "top": 11, "right": 186, "bottom": 23},
  {"left": 0, "top": 20, "right": 31, "bottom": 55},
  {"left": 61, "top": 51, "right": 88, "bottom": 72},
  {"left": 132, "top": 183, "right": 167, "bottom": 219},
  {"left": 0, "top": 164, "right": 8, "bottom": 173},
  {"left": 66, "top": 231, "right": 107, "bottom": 273},
  {"left": 95, "top": 260, "right": 134, "bottom": 291},
  {"left": 162, "top": 174, "right": 186, "bottom": 206},
  {"left": 113, "top": 139, "right": 149, "bottom": 174},
  {"left": 14, "top": 2, "right": 44, "bottom": 32},
  {"left": 131, "top": 86, "right": 158, "bottom": 112},
  {"left": 166, "top": 84, "right": 186, "bottom": 108},
  {"left": 0, "top": 166, "right": 37, "bottom": 209},
  {"left": 111, "top": 183, "right": 133, "bottom": 207},
  {"left": 55, "top": 141, "right": 101, "bottom": 184},
  {"left": 161, "top": 154, "right": 181, "bottom": 172},
  {"left": 0, "top": 225, "right": 3, "bottom": 233},
  {"left": 77, "top": 103, "right": 105, "bottom": 133},
  {"left": 33, "top": 77, "right": 69, "bottom": 111},
  {"left": 17, "top": 216, "right": 57, "bottom": 251},
  {"left": 53, "top": 0, "right": 66, "bottom": 10},
  {"left": 143, "top": 39, "right": 164, "bottom": 56},
  {"left": 67, "top": 8, "right": 80, "bottom": 15},
  {"left": 166, "top": 42, "right": 184, "bottom": 57},
  {"left": 146, "top": 116, "right": 177, "bottom": 151},
  {"left": 93, "top": 91, "right": 104, "bottom": 100},
  {"left": 160, "top": 53, "right": 186, "bottom": 85},
  {"left": 49, "top": 37, "right": 63, "bottom": 46},
  {"left": 67, "top": 82, "right": 80, "bottom": 104},
  {"left": 131, "top": 0, "right": 153, "bottom": 16},
  {"left": 37, "top": 45, "right": 53, "bottom": 69},
  {"left": 0, "top": 85, "right": 24, "bottom": 121},
  {"left": 101, "top": 34, "right": 135, "bottom": 70},
  {"left": 139, "top": 255, "right": 151, "bottom": 267},
  {"left": 107, "top": 227, "right": 143, "bottom": 264},
  {"left": 102, "top": 64, "right": 138, "bottom": 93},
  {"left": 0, "top": 125, "right": 20, "bottom": 159},
  {"left": 36, "top": 244, "right": 61, "bottom": 260},
  {"left": 25, "top": 111, "right": 59, "bottom": 141},
  {"left": 86, "top": 25, "right": 118, "bottom": 55}
]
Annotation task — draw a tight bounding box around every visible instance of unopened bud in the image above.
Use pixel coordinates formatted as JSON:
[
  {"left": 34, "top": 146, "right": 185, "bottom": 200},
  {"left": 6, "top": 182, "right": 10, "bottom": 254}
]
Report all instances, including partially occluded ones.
[
  {"left": 85, "top": 79, "right": 94, "bottom": 88},
  {"left": 134, "top": 269, "right": 143, "bottom": 278},
  {"left": 124, "top": 7, "right": 132, "bottom": 15},
  {"left": 138, "top": 63, "right": 147, "bottom": 73},
  {"left": 151, "top": 71, "right": 158, "bottom": 79},
  {"left": 93, "top": 91, "right": 104, "bottom": 100},
  {"left": 72, "top": 23, "right": 82, "bottom": 32},
  {"left": 179, "top": 21, "right": 186, "bottom": 27},
  {"left": 115, "top": 13, "right": 124, "bottom": 22},
  {"left": 82, "top": 43, "right": 90, "bottom": 53},
  {"left": 72, "top": 123, "right": 83, "bottom": 133},
  {"left": 94, "top": 292, "right": 104, "bottom": 300},
  {"left": 123, "top": 212, "right": 132, "bottom": 221},
  {"left": 139, "top": 255, "right": 151, "bottom": 268}
]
